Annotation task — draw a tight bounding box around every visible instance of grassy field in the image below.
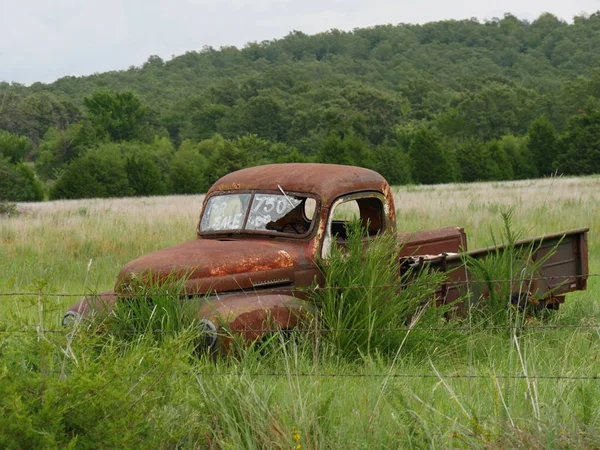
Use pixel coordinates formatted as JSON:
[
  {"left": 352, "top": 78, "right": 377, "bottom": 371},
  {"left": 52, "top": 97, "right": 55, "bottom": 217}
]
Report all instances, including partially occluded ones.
[{"left": 1, "top": 175, "right": 599, "bottom": 448}]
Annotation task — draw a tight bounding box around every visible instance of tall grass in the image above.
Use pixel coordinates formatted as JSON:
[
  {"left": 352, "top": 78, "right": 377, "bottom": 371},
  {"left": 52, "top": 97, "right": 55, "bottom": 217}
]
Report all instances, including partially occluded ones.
[
  {"left": 464, "top": 207, "right": 562, "bottom": 326},
  {"left": 312, "top": 221, "right": 450, "bottom": 359},
  {"left": 1, "top": 176, "right": 599, "bottom": 447}
]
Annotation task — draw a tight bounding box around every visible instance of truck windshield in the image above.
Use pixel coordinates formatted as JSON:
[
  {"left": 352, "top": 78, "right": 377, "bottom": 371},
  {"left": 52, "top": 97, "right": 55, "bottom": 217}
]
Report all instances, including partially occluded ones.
[{"left": 200, "top": 192, "right": 314, "bottom": 235}]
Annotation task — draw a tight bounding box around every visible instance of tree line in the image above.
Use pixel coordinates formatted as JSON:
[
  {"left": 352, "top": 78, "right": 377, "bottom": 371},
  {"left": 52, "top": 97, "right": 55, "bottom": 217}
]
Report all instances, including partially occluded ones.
[{"left": 2, "top": 12, "right": 600, "bottom": 201}]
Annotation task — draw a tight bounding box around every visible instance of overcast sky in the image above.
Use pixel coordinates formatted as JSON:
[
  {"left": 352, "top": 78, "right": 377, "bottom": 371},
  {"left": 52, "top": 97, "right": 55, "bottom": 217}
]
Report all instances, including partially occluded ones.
[{"left": 1, "top": 0, "right": 599, "bottom": 85}]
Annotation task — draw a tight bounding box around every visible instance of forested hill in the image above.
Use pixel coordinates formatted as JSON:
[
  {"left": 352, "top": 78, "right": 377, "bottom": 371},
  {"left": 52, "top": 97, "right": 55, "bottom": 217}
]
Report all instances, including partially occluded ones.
[{"left": 2, "top": 12, "right": 600, "bottom": 201}]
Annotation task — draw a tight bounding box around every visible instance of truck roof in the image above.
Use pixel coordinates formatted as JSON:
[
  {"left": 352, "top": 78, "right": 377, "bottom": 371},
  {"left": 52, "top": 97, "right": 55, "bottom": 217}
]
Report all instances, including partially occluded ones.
[{"left": 208, "top": 163, "right": 390, "bottom": 202}]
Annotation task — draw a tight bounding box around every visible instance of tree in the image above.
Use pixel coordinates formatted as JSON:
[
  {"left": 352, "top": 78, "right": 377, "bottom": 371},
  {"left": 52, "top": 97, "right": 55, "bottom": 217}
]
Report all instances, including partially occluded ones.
[
  {"left": 485, "top": 140, "right": 514, "bottom": 180},
  {"left": 498, "top": 135, "right": 536, "bottom": 180},
  {"left": 315, "top": 133, "right": 372, "bottom": 167},
  {"left": 0, "top": 159, "right": 44, "bottom": 202},
  {"left": 50, "top": 144, "right": 130, "bottom": 199},
  {"left": 0, "top": 131, "right": 30, "bottom": 163},
  {"left": 84, "top": 90, "right": 151, "bottom": 142},
  {"left": 409, "top": 127, "right": 455, "bottom": 184},
  {"left": 527, "top": 116, "right": 557, "bottom": 176},
  {"left": 556, "top": 104, "right": 600, "bottom": 175},
  {"left": 206, "top": 140, "right": 250, "bottom": 185},
  {"left": 372, "top": 144, "right": 412, "bottom": 185},
  {"left": 35, "top": 122, "right": 98, "bottom": 180},
  {"left": 8, "top": 93, "right": 81, "bottom": 145},
  {"left": 125, "top": 151, "right": 166, "bottom": 196},
  {"left": 267, "top": 142, "right": 308, "bottom": 164},
  {"left": 168, "top": 142, "right": 209, "bottom": 194},
  {"left": 454, "top": 138, "right": 491, "bottom": 182},
  {"left": 455, "top": 83, "right": 541, "bottom": 140}
]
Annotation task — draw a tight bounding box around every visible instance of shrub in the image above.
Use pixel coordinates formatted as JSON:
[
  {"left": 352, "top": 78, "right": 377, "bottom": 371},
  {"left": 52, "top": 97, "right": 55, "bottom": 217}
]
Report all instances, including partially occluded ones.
[
  {"left": 409, "top": 127, "right": 455, "bottom": 184},
  {"left": 373, "top": 143, "right": 413, "bottom": 185},
  {"left": 35, "top": 122, "right": 98, "bottom": 180},
  {"left": 50, "top": 144, "right": 130, "bottom": 199},
  {"left": 0, "top": 159, "right": 44, "bottom": 202},
  {"left": 168, "top": 141, "right": 210, "bottom": 194},
  {"left": 0, "top": 201, "right": 18, "bottom": 216},
  {"left": 0, "top": 130, "right": 30, "bottom": 163},
  {"left": 125, "top": 151, "right": 166, "bottom": 196},
  {"left": 463, "top": 208, "right": 559, "bottom": 325},
  {"left": 311, "top": 221, "right": 449, "bottom": 360}
]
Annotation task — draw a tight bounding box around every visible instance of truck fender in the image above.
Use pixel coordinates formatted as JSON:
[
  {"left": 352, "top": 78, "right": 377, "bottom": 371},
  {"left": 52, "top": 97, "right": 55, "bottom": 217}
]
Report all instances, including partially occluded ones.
[
  {"left": 196, "top": 293, "right": 315, "bottom": 351},
  {"left": 62, "top": 291, "right": 118, "bottom": 326}
]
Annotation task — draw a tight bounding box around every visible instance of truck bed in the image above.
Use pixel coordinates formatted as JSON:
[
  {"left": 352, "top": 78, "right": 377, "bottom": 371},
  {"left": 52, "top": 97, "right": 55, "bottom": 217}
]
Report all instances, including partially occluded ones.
[{"left": 402, "top": 227, "right": 589, "bottom": 310}]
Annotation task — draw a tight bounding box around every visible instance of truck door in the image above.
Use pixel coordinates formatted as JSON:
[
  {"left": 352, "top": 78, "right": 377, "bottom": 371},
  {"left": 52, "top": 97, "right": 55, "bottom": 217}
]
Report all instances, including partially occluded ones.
[{"left": 321, "top": 192, "right": 389, "bottom": 259}]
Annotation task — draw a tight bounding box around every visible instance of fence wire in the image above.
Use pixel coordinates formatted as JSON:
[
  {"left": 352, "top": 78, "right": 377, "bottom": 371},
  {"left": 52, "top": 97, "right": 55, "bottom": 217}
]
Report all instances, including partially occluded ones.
[
  {"left": 38, "top": 371, "right": 600, "bottom": 381},
  {"left": 0, "top": 272, "right": 598, "bottom": 299},
  {"left": 1, "top": 323, "right": 600, "bottom": 335}
]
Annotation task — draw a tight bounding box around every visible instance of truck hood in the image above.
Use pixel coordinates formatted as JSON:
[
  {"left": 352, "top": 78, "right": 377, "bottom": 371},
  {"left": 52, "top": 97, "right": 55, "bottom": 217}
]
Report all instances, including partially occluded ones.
[{"left": 115, "top": 239, "right": 295, "bottom": 295}]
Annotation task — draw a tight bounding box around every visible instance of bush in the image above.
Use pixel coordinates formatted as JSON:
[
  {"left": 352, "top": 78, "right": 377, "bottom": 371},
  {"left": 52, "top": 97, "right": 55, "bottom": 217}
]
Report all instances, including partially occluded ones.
[
  {"left": 409, "top": 127, "right": 455, "bottom": 184},
  {"left": 0, "top": 159, "right": 44, "bottom": 202},
  {"left": 168, "top": 141, "right": 210, "bottom": 194},
  {"left": 35, "top": 122, "right": 98, "bottom": 180},
  {"left": 0, "top": 131, "right": 30, "bottom": 164},
  {"left": 311, "top": 221, "right": 449, "bottom": 360},
  {"left": 373, "top": 143, "right": 413, "bottom": 185},
  {"left": 125, "top": 151, "right": 166, "bottom": 196},
  {"left": 0, "top": 201, "right": 18, "bottom": 216},
  {"left": 50, "top": 144, "right": 130, "bottom": 199}
]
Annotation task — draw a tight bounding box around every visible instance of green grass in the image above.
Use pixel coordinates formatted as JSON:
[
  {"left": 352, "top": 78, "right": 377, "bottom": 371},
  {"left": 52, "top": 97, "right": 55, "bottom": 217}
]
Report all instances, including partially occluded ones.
[{"left": 1, "top": 176, "right": 599, "bottom": 448}]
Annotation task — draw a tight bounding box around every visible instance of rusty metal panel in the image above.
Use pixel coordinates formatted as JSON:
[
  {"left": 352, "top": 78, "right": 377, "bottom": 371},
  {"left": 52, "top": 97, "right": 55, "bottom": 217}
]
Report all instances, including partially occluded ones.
[
  {"left": 418, "top": 228, "right": 590, "bottom": 308},
  {"left": 207, "top": 163, "right": 390, "bottom": 206},
  {"left": 397, "top": 226, "right": 467, "bottom": 257}
]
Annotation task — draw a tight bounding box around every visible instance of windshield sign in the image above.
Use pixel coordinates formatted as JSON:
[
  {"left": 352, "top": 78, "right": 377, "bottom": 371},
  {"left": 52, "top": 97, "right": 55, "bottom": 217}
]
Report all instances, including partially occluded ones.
[{"left": 200, "top": 192, "right": 311, "bottom": 235}]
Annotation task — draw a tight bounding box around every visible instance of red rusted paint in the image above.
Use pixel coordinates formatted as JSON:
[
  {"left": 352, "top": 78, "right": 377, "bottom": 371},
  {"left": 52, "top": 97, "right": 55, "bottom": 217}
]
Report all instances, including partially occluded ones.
[{"left": 207, "top": 163, "right": 388, "bottom": 204}]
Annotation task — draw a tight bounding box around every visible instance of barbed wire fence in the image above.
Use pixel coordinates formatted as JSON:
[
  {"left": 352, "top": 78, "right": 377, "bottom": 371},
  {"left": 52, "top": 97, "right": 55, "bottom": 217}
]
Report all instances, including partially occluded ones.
[
  {"left": 0, "top": 273, "right": 598, "bottom": 382},
  {"left": 0, "top": 272, "right": 598, "bottom": 297}
]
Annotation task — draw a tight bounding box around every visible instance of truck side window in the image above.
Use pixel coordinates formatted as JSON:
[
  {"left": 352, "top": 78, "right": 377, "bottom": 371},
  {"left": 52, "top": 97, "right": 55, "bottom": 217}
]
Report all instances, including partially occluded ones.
[{"left": 322, "top": 194, "right": 386, "bottom": 258}]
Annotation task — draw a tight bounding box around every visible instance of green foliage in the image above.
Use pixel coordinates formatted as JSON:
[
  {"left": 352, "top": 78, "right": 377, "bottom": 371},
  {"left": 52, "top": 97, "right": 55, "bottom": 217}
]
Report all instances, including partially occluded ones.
[
  {"left": 498, "top": 135, "right": 537, "bottom": 180},
  {"left": 0, "top": 130, "right": 30, "bottom": 163},
  {"left": 35, "top": 122, "right": 98, "bottom": 180},
  {"left": 168, "top": 140, "right": 209, "bottom": 194},
  {"left": 316, "top": 133, "right": 373, "bottom": 168},
  {"left": 0, "top": 160, "right": 44, "bottom": 202},
  {"left": 50, "top": 144, "right": 130, "bottom": 199},
  {"left": 125, "top": 150, "right": 166, "bottom": 196},
  {"left": 556, "top": 103, "right": 600, "bottom": 175},
  {"left": 0, "top": 200, "right": 18, "bottom": 216},
  {"left": 83, "top": 90, "right": 152, "bottom": 142},
  {"left": 464, "top": 208, "right": 558, "bottom": 325},
  {"left": 527, "top": 116, "right": 558, "bottom": 176},
  {"left": 6, "top": 13, "right": 600, "bottom": 195},
  {"left": 0, "top": 92, "right": 81, "bottom": 145},
  {"left": 409, "top": 127, "right": 455, "bottom": 184},
  {"left": 0, "top": 331, "right": 208, "bottom": 449},
  {"left": 454, "top": 138, "right": 491, "bottom": 182},
  {"left": 485, "top": 140, "right": 514, "bottom": 180},
  {"left": 267, "top": 142, "right": 308, "bottom": 164},
  {"left": 312, "top": 222, "right": 448, "bottom": 360},
  {"left": 455, "top": 83, "right": 540, "bottom": 140},
  {"left": 206, "top": 139, "right": 250, "bottom": 185},
  {"left": 372, "top": 143, "right": 412, "bottom": 185}
]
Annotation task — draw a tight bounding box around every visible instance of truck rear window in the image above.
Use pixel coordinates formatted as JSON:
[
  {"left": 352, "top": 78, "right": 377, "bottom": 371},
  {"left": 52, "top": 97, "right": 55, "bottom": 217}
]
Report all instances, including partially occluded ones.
[{"left": 200, "top": 192, "right": 315, "bottom": 235}]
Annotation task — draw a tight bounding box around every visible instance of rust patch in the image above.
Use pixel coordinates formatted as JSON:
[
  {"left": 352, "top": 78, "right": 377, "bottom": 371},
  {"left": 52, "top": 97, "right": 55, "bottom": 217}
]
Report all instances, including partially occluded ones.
[
  {"left": 207, "top": 163, "right": 388, "bottom": 207},
  {"left": 207, "top": 250, "right": 293, "bottom": 277}
]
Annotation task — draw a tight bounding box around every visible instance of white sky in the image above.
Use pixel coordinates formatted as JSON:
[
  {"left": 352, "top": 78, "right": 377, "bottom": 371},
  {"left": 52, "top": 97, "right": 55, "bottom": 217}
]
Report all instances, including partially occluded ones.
[{"left": 1, "top": 0, "right": 599, "bottom": 85}]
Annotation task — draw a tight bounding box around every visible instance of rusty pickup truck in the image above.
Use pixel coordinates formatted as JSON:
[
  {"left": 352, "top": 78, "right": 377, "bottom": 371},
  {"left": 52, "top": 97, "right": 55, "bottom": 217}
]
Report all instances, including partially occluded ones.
[{"left": 64, "top": 164, "right": 589, "bottom": 349}]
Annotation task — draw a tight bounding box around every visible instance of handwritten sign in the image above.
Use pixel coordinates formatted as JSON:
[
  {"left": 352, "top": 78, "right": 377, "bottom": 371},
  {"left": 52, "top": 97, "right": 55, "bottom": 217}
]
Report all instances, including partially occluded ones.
[
  {"left": 200, "top": 194, "right": 250, "bottom": 231},
  {"left": 246, "top": 194, "right": 301, "bottom": 231},
  {"left": 200, "top": 193, "right": 304, "bottom": 232}
]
